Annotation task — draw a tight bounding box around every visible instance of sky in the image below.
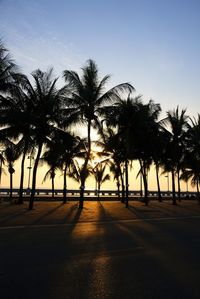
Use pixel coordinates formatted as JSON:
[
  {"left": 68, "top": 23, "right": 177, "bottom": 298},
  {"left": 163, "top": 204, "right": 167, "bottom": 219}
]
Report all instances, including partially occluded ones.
[{"left": 0, "top": 0, "right": 200, "bottom": 191}]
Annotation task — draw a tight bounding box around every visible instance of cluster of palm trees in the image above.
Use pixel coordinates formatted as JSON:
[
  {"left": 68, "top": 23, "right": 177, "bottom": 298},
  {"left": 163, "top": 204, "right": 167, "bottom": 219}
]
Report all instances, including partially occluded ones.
[{"left": 0, "top": 40, "right": 200, "bottom": 209}]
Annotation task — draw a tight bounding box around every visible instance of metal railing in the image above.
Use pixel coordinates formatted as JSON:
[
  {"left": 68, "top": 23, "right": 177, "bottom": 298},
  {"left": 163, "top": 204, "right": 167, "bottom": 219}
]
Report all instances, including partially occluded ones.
[{"left": 0, "top": 188, "right": 197, "bottom": 198}]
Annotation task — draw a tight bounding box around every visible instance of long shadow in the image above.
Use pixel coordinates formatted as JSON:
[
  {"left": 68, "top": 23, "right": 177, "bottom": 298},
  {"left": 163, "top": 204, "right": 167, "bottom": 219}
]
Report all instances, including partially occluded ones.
[
  {"left": 174, "top": 201, "right": 200, "bottom": 214},
  {"left": 50, "top": 201, "right": 138, "bottom": 298},
  {"left": 83, "top": 202, "right": 195, "bottom": 298},
  {"left": 149, "top": 202, "right": 180, "bottom": 217},
  {"left": 151, "top": 200, "right": 200, "bottom": 218},
  {"left": 111, "top": 218, "right": 199, "bottom": 298},
  {"left": 127, "top": 204, "right": 150, "bottom": 219},
  {"left": 97, "top": 201, "right": 117, "bottom": 222},
  {"left": 61, "top": 202, "right": 80, "bottom": 223},
  {"left": 31, "top": 203, "right": 64, "bottom": 225},
  {"left": 0, "top": 207, "right": 30, "bottom": 225},
  {"left": 3, "top": 201, "right": 198, "bottom": 299}
]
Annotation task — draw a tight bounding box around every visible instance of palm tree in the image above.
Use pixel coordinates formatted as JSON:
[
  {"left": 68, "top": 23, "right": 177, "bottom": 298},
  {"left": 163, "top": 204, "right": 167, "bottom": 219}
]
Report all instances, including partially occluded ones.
[
  {"left": 151, "top": 124, "right": 167, "bottom": 202},
  {"left": 180, "top": 154, "right": 200, "bottom": 203},
  {"left": 40, "top": 148, "right": 61, "bottom": 199},
  {"left": 0, "top": 151, "right": 5, "bottom": 185},
  {"left": 104, "top": 96, "right": 161, "bottom": 206},
  {"left": 41, "top": 130, "right": 81, "bottom": 203},
  {"left": 181, "top": 114, "right": 200, "bottom": 203},
  {"left": 63, "top": 59, "right": 134, "bottom": 208},
  {"left": 109, "top": 160, "right": 121, "bottom": 200},
  {"left": 92, "top": 162, "right": 110, "bottom": 198},
  {"left": 16, "top": 69, "right": 68, "bottom": 209},
  {"left": 186, "top": 114, "right": 200, "bottom": 158},
  {"left": 135, "top": 100, "right": 161, "bottom": 205},
  {"left": 103, "top": 96, "right": 143, "bottom": 207},
  {"left": 0, "top": 86, "right": 35, "bottom": 204},
  {"left": 96, "top": 126, "right": 126, "bottom": 203},
  {"left": 161, "top": 106, "right": 188, "bottom": 205},
  {"left": 59, "top": 135, "right": 84, "bottom": 204},
  {"left": 4, "top": 142, "right": 19, "bottom": 200}
]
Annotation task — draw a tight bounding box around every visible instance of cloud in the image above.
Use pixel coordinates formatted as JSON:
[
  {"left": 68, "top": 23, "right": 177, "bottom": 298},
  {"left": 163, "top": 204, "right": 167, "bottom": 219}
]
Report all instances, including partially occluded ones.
[{"left": 0, "top": 21, "right": 86, "bottom": 84}]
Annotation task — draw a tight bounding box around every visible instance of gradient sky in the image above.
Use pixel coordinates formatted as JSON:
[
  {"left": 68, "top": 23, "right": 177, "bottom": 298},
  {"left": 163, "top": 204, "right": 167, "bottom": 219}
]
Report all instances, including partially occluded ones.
[{"left": 0, "top": 0, "right": 200, "bottom": 190}]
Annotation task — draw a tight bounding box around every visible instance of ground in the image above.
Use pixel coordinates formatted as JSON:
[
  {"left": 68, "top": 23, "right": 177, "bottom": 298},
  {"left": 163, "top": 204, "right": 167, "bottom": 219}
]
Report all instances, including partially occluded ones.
[{"left": 1, "top": 199, "right": 200, "bottom": 299}]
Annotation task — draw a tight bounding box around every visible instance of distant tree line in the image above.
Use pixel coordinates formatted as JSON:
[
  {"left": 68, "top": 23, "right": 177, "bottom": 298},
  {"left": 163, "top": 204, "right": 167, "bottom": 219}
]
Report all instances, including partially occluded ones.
[{"left": 0, "top": 39, "right": 200, "bottom": 209}]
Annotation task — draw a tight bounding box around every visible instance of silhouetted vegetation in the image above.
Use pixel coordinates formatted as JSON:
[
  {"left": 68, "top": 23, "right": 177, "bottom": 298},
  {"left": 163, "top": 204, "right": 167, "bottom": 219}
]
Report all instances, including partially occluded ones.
[{"left": 0, "top": 39, "right": 200, "bottom": 209}]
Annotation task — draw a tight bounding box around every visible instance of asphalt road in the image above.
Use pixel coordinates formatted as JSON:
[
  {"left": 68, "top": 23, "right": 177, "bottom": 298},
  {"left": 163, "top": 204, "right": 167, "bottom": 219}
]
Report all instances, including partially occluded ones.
[{"left": 1, "top": 215, "right": 200, "bottom": 299}]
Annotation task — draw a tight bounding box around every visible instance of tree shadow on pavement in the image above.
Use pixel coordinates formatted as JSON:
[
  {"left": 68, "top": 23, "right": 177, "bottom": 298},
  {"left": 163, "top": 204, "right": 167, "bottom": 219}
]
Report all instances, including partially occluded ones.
[
  {"left": 31, "top": 203, "right": 64, "bottom": 225},
  {"left": 0, "top": 207, "right": 30, "bottom": 225}
]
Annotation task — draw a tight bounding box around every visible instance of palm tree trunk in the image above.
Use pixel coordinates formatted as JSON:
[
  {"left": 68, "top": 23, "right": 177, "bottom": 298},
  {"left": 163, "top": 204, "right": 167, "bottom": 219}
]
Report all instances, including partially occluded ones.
[
  {"left": 51, "top": 175, "right": 55, "bottom": 199},
  {"left": 18, "top": 148, "right": 27, "bottom": 204},
  {"left": 140, "top": 160, "right": 148, "bottom": 206},
  {"left": 79, "top": 119, "right": 91, "bottom": 209},
  {"left": 197, "top": 181, "right": 200, "bottom": 204},
  {"left": 155, "top": 165, "right": 162, "bottom": 202},
  {"left": 29, "top": 143, "right": 43, "bottom": 210},
  {"left": 9, "top": 171, "right": 13, "bottom": 201},
  {"left": 97, "top": 182, "right": 100, "bottom": 199},
  {"left": 177, "top": 169, "right": 181, "bottom": 202},
  {"left": 125, "top": 159, "right": 129, "bottom": 208},
  {"left": 117, "top": 178, "right": 120, "bottom": 201},
  {"left": 171, "top": 170, "right": 177, "bottom": 205},
  {"left": 0, "top": 159, "right": 2, "bottom": 203},
  {"left": 0, "top": 158, "right": 3, "bottom": 185},
  {"left": 119, "top": 166, "right": 125, "bottom": 203},
  {"left": 143, "top": 172, "right": 148, "bottom": 206},
  {"left": 63, "top": 165, "right": 67, "bottom": 204}
]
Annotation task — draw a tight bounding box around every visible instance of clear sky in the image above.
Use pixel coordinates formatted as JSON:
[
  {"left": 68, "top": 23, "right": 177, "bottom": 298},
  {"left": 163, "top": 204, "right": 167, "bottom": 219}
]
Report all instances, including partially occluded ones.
[{"left": 0, "top": 0, "right": 200, "bottom": 191}]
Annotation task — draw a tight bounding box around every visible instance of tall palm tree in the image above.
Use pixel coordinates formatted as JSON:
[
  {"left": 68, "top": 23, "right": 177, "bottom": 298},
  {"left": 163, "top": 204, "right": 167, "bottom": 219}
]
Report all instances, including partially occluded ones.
[
  {"left": 0, "top": 86, "right": 35, "bottom": 204},
  {"left": 17, "top": 69, "right": 68, "bottom": 209},
  {"left": 135, "top": 100, "right": 161, "bottom": 205},
  {"left": 104, "top": 96, "right": 161, "bottom": 206},
  {"left": 181, "top": 114, "right": 200, "bottom": 203},
  {"left": 161, "top": 106, "right": 188, "bottom": 204},
  {"left": 63, "top": 59, "right": 134, "bottom": 208},
  {"left": 103, "top": 96, "right": 143, "bottom": 207}
]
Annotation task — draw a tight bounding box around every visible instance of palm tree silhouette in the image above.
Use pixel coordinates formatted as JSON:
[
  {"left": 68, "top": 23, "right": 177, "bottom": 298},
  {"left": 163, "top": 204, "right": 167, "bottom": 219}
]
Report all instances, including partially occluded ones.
[
  {"left": 63, "top": 59, "right": 134, "bottom": 208},
  {"left": 4, "top": 142, "right": 19, "bottom": 200},
  {"left": 17, "top": 69, "right": 68, "bottom": 209},
  {"left": 161, "top": 106, "right": 188, "bottom": 204},
  {"left": 96, "top": 126, "right": 126, "bottom": 203},
  {"left": 0, "top": 85, "right": 35, "bottom": 204},
  {"left": 103, "top": 95, "right": 143, "bottom": 206},
  {"left": 181, "top": 114, "right": 200, "bottom": 203},
  {"left": 41, "top": 147, "right": 61, "bottom": 199},
  {"left": 92, "top": 162, "right": 110, "bottom": 198},
  {"left": 42, "top": 130, "right": 82, "bottom": 203}
]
